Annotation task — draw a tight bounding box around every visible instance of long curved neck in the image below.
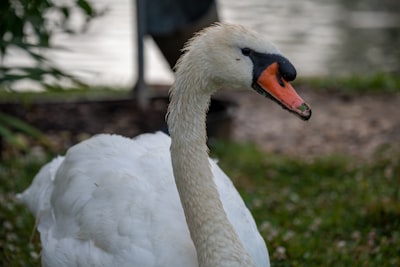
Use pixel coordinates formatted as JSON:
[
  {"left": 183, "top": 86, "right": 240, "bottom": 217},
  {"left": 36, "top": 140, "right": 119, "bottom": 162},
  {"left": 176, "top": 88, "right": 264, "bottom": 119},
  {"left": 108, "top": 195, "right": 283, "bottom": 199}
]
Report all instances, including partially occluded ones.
[{"left": 168, "top": 65, "right": 254, "bottom": 267}]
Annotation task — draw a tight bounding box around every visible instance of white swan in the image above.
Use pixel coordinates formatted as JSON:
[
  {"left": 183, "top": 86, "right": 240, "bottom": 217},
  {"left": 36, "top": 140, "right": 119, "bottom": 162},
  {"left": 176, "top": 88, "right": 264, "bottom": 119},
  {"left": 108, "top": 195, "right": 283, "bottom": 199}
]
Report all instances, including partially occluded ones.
[{"left": 18, "top": 23, "right": 311, "bottom": 267}]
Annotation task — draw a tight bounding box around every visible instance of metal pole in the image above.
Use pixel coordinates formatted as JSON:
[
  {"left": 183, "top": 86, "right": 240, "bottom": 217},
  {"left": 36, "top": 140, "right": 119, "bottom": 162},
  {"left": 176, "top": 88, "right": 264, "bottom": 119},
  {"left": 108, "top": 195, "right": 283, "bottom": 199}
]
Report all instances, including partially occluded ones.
[{"left": 134, "top": 0, "right": 148, "bottom": 109}]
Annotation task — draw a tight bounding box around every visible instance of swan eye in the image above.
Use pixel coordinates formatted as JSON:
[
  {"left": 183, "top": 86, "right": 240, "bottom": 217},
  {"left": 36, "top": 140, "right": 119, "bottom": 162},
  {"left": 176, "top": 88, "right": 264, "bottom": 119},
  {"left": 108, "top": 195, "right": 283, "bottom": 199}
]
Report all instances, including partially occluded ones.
[{"left": 241, "top": 48, "right": 253, "bottom": 56}]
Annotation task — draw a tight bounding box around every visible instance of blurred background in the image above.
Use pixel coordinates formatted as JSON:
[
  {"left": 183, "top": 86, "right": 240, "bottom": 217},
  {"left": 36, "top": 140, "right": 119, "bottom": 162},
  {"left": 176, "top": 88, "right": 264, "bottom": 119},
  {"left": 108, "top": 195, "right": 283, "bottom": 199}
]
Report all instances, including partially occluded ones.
[
  {"left": 1, "top": 1, "right": 399, "bottom": 266},
  {"left": 2, "top": 0, "right": 399, "bottom": 89}
]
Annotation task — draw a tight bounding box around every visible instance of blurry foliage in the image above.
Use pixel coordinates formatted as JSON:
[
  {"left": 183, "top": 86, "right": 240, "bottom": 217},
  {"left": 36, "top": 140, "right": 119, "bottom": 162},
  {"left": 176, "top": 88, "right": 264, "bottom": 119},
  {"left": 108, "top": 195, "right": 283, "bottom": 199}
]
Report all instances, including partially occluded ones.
[
  {"left": 0, "top": 0, "right": 103, "bottom": 154},
  {"left": 0, "top": 113, "right": 51, "bottom": 152},
  {"left": 0, "top": 0, "right": 103, "bottom": 89}
]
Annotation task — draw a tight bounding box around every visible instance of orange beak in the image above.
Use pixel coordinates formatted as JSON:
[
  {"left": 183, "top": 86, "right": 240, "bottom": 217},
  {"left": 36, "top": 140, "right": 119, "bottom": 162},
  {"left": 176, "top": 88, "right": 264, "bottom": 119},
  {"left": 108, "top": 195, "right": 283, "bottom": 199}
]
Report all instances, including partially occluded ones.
[{"left": 255, "top": 62, "right": 311, "bottom": 120}]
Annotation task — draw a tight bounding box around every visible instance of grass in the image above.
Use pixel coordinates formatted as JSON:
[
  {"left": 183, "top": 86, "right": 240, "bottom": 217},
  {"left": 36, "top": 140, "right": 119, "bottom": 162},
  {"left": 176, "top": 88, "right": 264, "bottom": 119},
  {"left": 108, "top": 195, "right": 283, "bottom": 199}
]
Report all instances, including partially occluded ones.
[
  {"left": 295, "top": 72, "right": 400, "bottom": 95},
  {"left": 1, "top": 138, "right": 399, "bottom": 266},
  {"left": 0, "top": 150, "right": 47, "bottom": 266},
  {"left": 211, "top": 141, "right": 400, "bottom": 266},
  {"left": 1, "top": 72, "right": 400, "bottom": 103}
]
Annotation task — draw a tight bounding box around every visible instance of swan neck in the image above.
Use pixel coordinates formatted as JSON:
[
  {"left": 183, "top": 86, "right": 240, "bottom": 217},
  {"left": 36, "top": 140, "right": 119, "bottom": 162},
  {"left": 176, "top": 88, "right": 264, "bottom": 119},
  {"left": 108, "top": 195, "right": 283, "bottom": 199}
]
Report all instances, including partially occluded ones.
[{"left": 168, "top": 74, "right": 254, "bottom": 267}]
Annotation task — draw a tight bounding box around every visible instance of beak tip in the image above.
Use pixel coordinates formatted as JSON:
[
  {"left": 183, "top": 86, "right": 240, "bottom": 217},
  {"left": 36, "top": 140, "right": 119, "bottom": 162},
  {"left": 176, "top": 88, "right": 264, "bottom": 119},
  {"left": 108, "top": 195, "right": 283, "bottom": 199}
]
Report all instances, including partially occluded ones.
[
  {"left": 303, "top": 110, "right": 312, "bottom": 121},
  {"left": 297, "top": 102, "right": 312, "bottom": 121}
]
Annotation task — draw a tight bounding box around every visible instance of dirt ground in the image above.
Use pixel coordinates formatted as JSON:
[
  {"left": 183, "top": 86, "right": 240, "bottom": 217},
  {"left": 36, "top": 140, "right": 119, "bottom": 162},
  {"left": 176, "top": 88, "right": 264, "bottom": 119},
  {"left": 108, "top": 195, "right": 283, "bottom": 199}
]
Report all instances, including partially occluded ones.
[
  {"left": 231, "top": 88, "right": 400, "bottom": 158},
  {"left": 1, "top": 87, "right": 400, "bottom": 159}
]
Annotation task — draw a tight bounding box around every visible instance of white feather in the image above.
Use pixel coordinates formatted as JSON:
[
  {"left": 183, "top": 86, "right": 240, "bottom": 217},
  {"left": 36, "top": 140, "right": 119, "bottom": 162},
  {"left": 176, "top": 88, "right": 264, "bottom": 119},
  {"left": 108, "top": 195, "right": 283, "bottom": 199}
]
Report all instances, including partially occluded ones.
[{"left": 19, "top": 133, "right": 268, "bottom": 266}]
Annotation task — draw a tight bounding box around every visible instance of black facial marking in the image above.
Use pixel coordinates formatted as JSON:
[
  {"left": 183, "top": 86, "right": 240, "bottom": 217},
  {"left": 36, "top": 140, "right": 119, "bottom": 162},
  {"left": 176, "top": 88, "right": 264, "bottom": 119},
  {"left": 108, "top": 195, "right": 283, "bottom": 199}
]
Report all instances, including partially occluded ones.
[{"left": 246, "top": 52, "right": 297, "bottom": 84}]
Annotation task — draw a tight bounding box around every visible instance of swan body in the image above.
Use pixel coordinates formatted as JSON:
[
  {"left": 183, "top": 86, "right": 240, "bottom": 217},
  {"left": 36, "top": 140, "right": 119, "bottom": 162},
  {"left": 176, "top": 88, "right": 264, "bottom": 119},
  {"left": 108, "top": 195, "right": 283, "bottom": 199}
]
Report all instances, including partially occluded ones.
[
  {"left": 18, "top": 23, "right": 311, "bottom": 267},
  {"left": 20, "top": 133, "right": 267, "bottom": 266}
]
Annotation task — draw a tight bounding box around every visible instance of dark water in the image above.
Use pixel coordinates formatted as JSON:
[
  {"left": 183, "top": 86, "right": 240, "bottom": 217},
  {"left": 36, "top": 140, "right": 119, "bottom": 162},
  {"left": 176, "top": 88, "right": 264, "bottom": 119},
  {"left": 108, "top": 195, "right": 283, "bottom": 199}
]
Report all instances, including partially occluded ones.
[
  {"left": 225, "top": 0, "right": 400, "bottom": 77},
  {"left": 5, "top": 0, "right": 400, "bottom": 88},
  {"left": 326, "top": 0, "right": 400, "bottom": 76}
]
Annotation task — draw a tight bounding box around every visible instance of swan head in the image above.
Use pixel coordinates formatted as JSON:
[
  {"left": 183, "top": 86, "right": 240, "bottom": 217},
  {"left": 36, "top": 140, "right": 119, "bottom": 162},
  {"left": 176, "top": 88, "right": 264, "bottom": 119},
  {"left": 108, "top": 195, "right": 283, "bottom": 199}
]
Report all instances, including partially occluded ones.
[{"left": 176, "top": 23, "right": 312, "bottom": 120}]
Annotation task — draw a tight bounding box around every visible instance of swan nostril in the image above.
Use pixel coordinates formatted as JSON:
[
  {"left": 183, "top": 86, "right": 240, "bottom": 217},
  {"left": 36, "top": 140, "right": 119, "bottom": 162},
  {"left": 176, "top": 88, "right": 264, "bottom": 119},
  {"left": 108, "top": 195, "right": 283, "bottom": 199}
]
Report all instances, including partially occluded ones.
[{"left": 276, "top": 72, "right": 285, "bottom": 87}]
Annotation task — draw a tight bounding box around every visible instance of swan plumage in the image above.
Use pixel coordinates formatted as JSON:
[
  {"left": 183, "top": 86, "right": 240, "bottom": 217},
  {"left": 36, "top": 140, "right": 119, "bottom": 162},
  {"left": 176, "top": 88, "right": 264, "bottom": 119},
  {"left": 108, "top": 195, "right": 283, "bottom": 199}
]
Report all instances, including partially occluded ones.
[
  {"left": 19, "top": 133, "right": 267, "bottom": 266},
  {"left": 18, "top": 23, "right": 311, "bottom": 267}
]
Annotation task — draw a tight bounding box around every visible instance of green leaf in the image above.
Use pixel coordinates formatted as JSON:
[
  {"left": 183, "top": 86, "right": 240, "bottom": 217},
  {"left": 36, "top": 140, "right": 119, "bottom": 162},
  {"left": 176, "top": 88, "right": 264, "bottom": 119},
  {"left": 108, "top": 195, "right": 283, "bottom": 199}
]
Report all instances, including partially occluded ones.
[
  {"left": 0, "top": 113, "right": 43, "bottom": 139},
  {"left": 0, "top": 124, "right": 28, "bottom": 150},
  {"left": 77, "top": 0, "right": 94, "bottom": 16}
]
